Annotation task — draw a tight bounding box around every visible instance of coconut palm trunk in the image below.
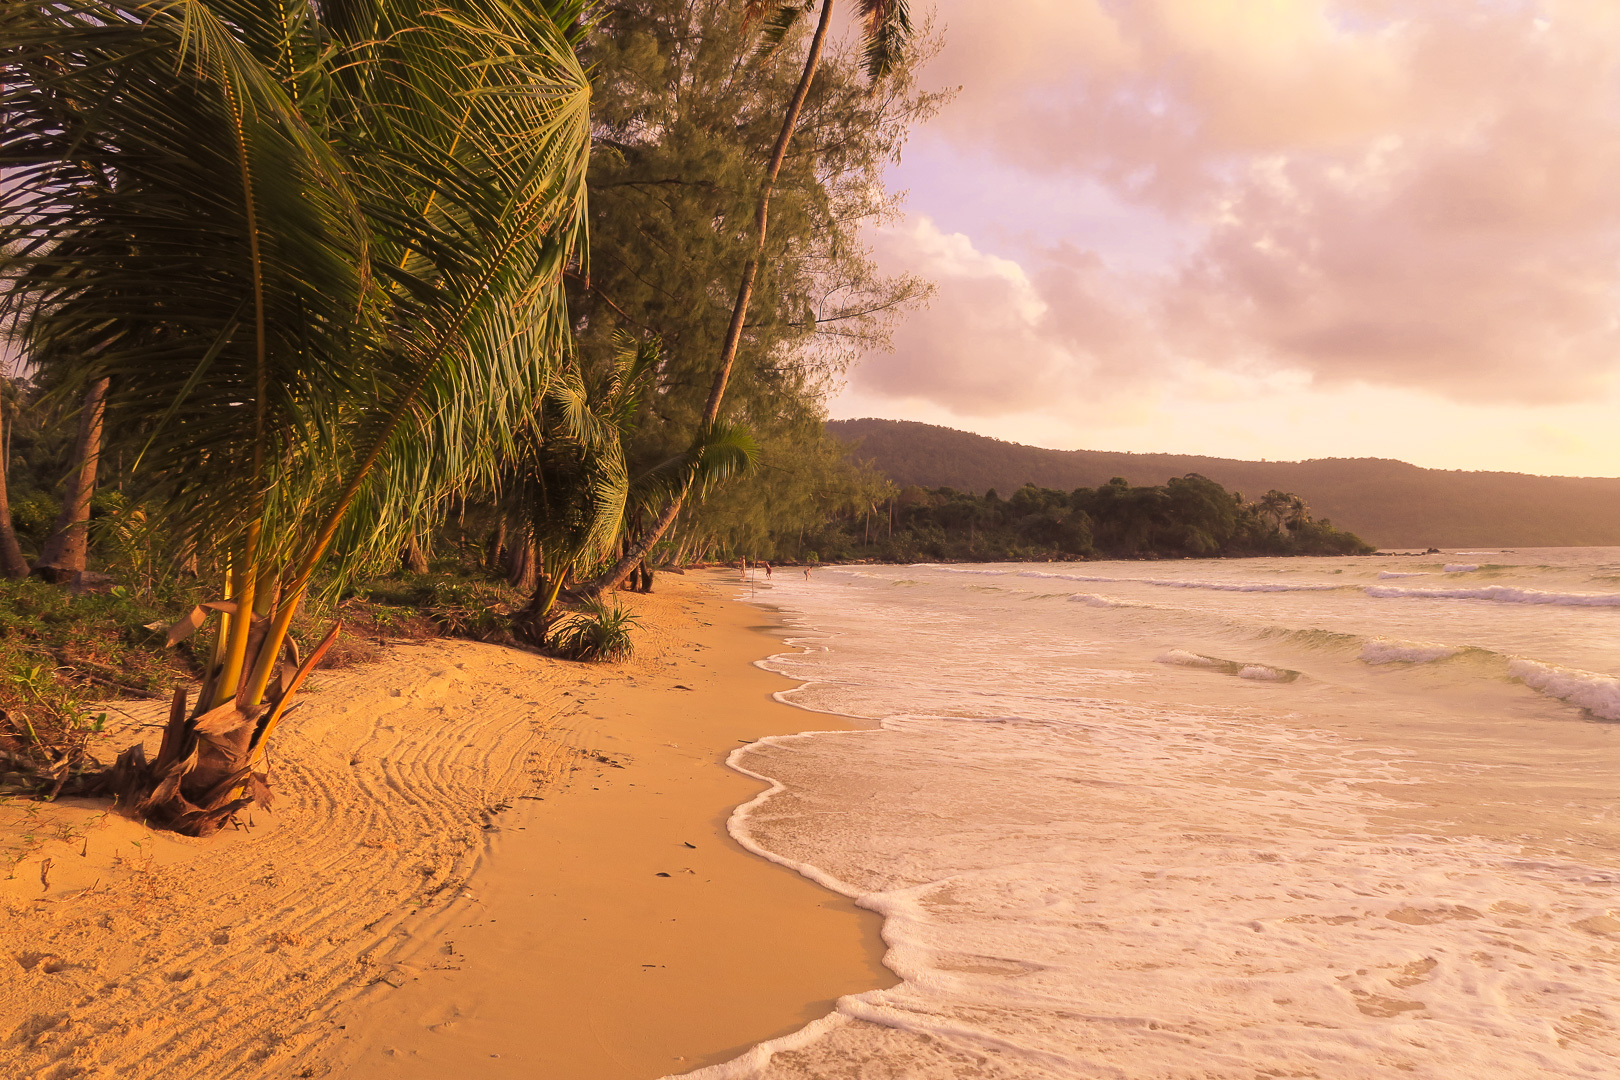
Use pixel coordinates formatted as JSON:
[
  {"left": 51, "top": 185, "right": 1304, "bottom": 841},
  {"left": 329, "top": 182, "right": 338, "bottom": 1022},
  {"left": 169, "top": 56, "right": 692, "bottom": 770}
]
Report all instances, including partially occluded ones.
[
  {"left": 32, "top": 376, "right": 108, "bottom": 583},
  {"left": 582, "top": 0, "right": 911, "bottom": 598}
]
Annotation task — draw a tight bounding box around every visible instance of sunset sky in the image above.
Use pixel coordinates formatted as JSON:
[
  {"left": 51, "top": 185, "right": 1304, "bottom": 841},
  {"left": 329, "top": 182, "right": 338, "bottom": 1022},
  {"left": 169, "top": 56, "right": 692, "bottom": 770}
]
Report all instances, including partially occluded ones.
[{"left": 831, "top": 0, "right": 1620, "bottom": 477}]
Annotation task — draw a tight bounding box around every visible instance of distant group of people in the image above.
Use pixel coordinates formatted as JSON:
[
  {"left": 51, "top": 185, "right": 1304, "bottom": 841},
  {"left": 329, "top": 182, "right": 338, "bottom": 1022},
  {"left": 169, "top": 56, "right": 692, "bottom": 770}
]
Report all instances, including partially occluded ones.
[{"left": 737, "top": 558, "right": 813, "bottom": 581}]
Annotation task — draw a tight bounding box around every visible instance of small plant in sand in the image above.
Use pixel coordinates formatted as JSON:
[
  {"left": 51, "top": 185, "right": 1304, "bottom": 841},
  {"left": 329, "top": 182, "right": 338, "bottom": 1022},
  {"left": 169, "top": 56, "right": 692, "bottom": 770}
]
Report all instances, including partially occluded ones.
[
  {"left": 548, "top": 601, "right": 641, "bottom": 662},
  {"left": 425, "top": 582, "right": 514, "bottom": 643},
  {"left": 0, "top": 663, "right": 107, "bottom": 799}
]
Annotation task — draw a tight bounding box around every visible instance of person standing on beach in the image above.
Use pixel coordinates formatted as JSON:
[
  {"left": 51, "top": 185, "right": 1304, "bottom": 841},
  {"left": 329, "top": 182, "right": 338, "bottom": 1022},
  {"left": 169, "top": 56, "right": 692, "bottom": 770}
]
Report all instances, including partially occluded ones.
[{"left": 763, "top": 561, "right": 772, "bottom": 578}]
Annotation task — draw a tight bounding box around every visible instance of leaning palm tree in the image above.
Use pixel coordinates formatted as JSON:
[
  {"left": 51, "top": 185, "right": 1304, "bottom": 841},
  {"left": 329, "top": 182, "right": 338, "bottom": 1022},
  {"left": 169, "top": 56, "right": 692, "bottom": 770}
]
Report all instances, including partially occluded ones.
[
  {"left": 1, "top": 0, "right": 591, "bottom": 833},
  {"left": 509, "top": 335, "right": 756, "bottom": 642},
  {"left": 581, "top": 0, "right": 913, "bottom": 596}
]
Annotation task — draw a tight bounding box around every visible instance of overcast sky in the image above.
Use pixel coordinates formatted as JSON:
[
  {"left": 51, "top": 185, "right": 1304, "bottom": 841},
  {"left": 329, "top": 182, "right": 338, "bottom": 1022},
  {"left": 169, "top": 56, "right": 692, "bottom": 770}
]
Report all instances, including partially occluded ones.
[{"left": 830, "top": 0, "right": 1620, "bottom": 477}]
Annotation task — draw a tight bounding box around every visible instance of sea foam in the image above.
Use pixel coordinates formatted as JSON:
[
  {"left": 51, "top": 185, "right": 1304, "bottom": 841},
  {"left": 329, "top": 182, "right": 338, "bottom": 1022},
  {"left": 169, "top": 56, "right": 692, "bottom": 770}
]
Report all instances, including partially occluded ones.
[
  {"left": 1360, "top": 639, "right": 1464, "bottom": 665},
  {"left": 1365, "top": 584, "right": 1620, "bottom": 606},
  {"left": 1067, "top": 592, "right": 1136, "bottom": 609},
  {"left": 1508, "top": 659, "right": 1620, "bottom": 721},
  {"left": 918, "top": 564, "right": 1347, "bottom": 593},
  {"left": 709, "top": 556, "right": 1620, "bottom": 1080},
  {"left": 1156, "top": 649, "right": 1298, "bottom": 682}
]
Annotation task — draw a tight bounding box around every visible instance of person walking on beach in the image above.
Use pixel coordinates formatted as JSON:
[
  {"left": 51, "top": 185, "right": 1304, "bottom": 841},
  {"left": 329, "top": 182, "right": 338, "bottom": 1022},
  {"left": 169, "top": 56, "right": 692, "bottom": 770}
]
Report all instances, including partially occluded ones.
[
  {"left": 763, "top": 561, "right": 772, "bottom": 578},
  {"left": 803, "top": 565, "right": 811, "bottom": 580}
]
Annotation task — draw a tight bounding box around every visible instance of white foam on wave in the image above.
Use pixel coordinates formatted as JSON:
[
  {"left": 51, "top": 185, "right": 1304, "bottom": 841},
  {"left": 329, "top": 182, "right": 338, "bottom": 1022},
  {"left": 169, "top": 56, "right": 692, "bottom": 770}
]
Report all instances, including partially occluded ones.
[
  {"left": 698, "top": 562, "right": 1620, "bottom": 1080},
  {"left": 700, "top": 701, "right": 1620, "bottom": 1080},
  {"left": 1360, "top": 639, "right": 1464, "bottom": 665},
  {"left": 1156, "top": 650, "right": 1298, "bottom": 682},
  {"left": 1156, "top": 648, "right": 1223, "bottom": 668},
  {"left": 1067, "top": 592, "right": 1135, "bottom": 609},
  {"left": 1508, "top": 659, "right": 1620, "bottom": 721},
  {"left": 917, "top": 564, "right": 1348, "bottom": 594},
  {"left": 1443, "top": 563, "right": 1479, "bottom": 573},
  {"left": 1365, "top": 583, "right": 1620, "bottom": 606},
  {"left": 1377, "top": 571, "right": 1430, "bottom": 579}
]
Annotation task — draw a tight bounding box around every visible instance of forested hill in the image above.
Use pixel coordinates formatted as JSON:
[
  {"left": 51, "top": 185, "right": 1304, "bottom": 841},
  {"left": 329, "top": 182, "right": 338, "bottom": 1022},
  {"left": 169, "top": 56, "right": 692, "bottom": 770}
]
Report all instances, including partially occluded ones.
[{"left": 827, "top": 418, "right": 1620, "bottom": 548}]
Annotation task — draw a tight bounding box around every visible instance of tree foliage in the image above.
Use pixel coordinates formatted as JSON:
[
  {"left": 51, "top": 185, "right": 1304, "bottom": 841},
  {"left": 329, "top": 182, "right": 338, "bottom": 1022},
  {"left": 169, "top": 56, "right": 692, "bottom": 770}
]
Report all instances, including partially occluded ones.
[
  {"left": 779, "top": 474, "right": 1373, "bottom": 564},
  {"left": 564, "top": 0, "right": 941, "bottom": 574}
]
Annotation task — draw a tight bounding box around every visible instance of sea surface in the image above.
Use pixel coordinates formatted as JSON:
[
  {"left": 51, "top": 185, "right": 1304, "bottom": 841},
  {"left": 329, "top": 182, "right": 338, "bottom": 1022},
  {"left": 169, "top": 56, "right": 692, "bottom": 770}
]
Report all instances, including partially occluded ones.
[{"left": 689, "top": 549, "right": 1620, "bottom": 1079}]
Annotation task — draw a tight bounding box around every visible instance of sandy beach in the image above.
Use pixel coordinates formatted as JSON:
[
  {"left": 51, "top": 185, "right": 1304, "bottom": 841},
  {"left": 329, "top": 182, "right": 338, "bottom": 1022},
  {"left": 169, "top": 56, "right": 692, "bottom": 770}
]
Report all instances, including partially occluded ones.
[{"left": 0, "top": 573, "right": 890, "bottom": 1079}]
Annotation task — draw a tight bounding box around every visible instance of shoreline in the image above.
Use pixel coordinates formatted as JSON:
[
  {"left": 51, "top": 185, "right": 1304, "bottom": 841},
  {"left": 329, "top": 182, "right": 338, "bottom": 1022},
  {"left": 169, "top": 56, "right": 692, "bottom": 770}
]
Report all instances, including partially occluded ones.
[{"left": 312, "top": 573, "right": 892, "bottom": 1077}]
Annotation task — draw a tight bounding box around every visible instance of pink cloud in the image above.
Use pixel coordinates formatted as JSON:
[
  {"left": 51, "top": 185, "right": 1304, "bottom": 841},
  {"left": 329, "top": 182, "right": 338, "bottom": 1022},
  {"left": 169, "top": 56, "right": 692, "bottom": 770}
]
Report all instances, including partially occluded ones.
[{"left": 882, "top": 0, "right": 1620, "bottom": 404}]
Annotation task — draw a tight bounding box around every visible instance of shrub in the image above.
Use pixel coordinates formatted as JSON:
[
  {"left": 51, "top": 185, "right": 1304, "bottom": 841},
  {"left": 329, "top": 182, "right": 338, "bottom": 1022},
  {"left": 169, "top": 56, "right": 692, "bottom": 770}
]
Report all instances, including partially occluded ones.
[
  {"left": 0, "top": 660, "right": 109, "bottom": 797},
  {"left": 424, "top": 581, "right": 513, "bottom": 641},
  {"left": 548, "top": 600, "right": 639, "bottom": 662}
]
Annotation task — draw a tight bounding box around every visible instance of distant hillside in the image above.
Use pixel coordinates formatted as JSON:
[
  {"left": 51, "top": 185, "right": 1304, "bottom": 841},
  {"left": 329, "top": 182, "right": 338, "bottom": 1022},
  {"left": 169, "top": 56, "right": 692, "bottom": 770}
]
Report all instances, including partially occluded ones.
[{"left": 828, "top": 418, "right": 1620, "bottom": 548}]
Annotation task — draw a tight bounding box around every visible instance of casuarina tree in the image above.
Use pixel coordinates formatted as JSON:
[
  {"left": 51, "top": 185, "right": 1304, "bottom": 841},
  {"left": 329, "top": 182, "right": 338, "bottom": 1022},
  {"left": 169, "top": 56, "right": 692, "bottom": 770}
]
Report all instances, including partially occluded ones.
[{"left": 581, "top": 0, "right": 916, "bottom": 596}]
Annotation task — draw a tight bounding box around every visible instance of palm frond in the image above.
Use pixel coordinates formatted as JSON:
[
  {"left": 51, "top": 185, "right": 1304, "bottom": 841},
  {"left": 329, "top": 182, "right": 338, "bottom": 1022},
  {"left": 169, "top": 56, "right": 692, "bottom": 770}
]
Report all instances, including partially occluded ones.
[
  {"left": 748, "top": 2, "right": 814, "bottom": 63},
  {"left": 630, "top": 421, "right": 760, "bottom": 508},
  {"left": 857, "top": 0, "right": 912, "bottom": 80}
]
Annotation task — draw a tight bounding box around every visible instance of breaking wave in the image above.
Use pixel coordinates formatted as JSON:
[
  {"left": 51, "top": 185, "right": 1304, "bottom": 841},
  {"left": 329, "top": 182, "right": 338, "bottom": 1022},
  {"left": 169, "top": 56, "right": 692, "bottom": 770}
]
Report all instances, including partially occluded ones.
[
  {"left": 1508, "top": 659, "right": 1620, "bottom": 721},
  {"left": 1364, "top": 584, "right": 1620, "bottom": 607},
  {"left": 1360, "top": 640, "right": 1465, "bottom": 665},
  {"left": 1067, "top": 593, "right": 1139, "bottom": 609},
  {"left": 1156, "top": 649, "right": 1300, "bottom": 682}
]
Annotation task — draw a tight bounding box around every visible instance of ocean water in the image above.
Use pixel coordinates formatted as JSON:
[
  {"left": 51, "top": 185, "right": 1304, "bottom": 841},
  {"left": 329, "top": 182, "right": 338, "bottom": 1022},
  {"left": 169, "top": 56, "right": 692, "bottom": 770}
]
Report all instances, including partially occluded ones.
[{"left": 687, "top": 549, "right": 1620, "bottom": 1079}]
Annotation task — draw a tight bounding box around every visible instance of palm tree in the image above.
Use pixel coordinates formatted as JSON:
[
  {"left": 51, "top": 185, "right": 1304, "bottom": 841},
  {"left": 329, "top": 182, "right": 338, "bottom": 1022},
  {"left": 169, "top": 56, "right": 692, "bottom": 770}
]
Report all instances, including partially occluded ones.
[
  {"left": 581, "top": 0, "right": 914, "bottom": 595},
  {"left": 2, "top": 0, "right": 591, "bottom": 833},
  {"left": 31, "top": 377, "right": 107, "bottom": 582},
  {"left": 508, "top": 335, "right": 756, "bottom": 642},
  {"left": 1258, "top": 490, "right": 1294, "bottom": 533}
]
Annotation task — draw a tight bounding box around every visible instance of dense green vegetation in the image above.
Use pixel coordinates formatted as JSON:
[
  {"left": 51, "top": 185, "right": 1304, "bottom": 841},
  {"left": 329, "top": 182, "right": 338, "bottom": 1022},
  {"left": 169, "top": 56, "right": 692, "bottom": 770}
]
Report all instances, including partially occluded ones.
[
  {"left": 699, "top": 475, "right": 1370, "bottom": 563},
  {"left": 829, "top": 417, "right": 1620, "bottom": 549}
]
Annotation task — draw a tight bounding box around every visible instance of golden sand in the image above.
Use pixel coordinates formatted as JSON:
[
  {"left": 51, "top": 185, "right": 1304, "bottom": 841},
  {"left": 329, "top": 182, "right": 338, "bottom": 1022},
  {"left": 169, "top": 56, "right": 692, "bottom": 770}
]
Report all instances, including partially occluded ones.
[{"left": 0, "top": 573, "right": 890, "bottom": 1079}]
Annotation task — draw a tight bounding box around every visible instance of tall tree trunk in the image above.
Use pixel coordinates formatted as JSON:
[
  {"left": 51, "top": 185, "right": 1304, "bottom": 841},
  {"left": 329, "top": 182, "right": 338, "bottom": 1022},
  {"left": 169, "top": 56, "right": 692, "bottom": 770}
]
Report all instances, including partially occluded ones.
[
  {"left": 33, "top": 377, "right": 108, "bottom": 584},
  {"left": 582, "top": 0, "right": 837, "bottom": 599},
  {"left": 488, "top": 517, "right": 507, "bottom": 571},
  {"left": 0, "top": 403, "right": 31, "bottom": 578},
  {"left": 507, "top": 535, "right": 537, "bottom": 593},
  {"left": 402, "top": 533, "right": 429, "bottom": 573}
]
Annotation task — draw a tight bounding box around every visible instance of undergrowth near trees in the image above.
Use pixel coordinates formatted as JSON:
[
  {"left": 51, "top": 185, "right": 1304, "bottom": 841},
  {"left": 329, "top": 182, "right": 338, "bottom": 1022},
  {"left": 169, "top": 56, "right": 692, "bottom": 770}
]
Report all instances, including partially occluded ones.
[{"left": 0, "top": 562, "right": 642, "bottom": 796}]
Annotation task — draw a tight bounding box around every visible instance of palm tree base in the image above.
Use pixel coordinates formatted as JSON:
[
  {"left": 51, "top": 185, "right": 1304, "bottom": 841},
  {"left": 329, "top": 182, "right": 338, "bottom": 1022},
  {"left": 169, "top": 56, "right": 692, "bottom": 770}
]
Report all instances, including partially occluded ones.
[{"left": 85, "top": 688, "right": 273, "bottom": 836}]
